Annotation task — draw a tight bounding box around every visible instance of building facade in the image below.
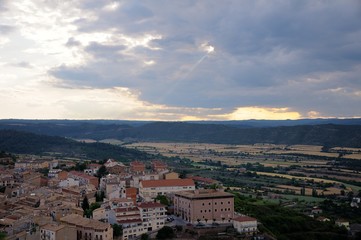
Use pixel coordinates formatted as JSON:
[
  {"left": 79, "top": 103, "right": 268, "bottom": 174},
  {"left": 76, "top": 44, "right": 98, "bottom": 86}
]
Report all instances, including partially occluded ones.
[
  {"left": 174, "top": 189, "right": 234, "bottom": 224},
  {"left": 60, "top": 214, "right": 112, "bottom": 240}
]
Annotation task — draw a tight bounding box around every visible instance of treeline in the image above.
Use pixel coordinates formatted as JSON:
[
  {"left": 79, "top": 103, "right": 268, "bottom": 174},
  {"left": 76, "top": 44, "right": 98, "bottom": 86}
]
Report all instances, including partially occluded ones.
[
  {"left": 1, "top": 120, "right": 361, "bottom": 147},
  {"left": 0, "top": 130, "right": 153, "bottom": 161}
]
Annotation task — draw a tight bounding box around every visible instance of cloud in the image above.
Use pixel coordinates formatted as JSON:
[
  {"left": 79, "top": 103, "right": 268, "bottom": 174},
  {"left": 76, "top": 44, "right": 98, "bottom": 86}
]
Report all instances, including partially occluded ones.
[
  {"left": 1, "top": 0, "right": 361, "bottom": 120},
  {"left": 0, "top": 24, "right": 14, "bottom": 34}
]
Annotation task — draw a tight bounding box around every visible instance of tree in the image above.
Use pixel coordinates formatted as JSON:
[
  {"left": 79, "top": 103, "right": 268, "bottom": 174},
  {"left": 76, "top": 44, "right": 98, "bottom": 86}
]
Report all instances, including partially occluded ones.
[
  {"left": 312, "top": 188, "right": 318, "bottom": 197},
  {"left": 155, "top": 195, "right": 170, "bottom": 206},
  {"left": 156, "top": 226, "right": 175, "bottom": 239},
  {"left": 96, "top": 165, "right": 108, "bottom": 178},
  {"left": 0, "top": 232, "right": 6, "bottom": 240},
  {"left": 112, "top": 224, "right": 123, "bottom": 237},
  {"left": 141, "top": 233, "right": 149, "bottom": 240},
  {"left": 300, "top": 187, "right": 306, "bottom": 196},
  {"left": 95, "top": 191, "right": 105, "bottom": 202},
  {"left": 82, "top": 196, "right": 90, "bottom": 212}
]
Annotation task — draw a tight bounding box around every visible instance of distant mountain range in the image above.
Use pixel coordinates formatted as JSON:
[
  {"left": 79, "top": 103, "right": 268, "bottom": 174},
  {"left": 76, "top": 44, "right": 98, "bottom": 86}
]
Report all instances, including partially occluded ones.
[
  {"left": 0, "top": 119, "right": 361, "bottom": 147},
  {"left": 0, "top": 129, "right": 152, "bottom": 161}
]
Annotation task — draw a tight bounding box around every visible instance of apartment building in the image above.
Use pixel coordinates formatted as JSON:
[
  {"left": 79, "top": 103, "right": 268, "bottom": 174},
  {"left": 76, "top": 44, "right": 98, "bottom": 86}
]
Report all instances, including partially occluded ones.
[
  {"left": 174, "top": 189, "right": 234, "bottom": 224},
  {"left": 138, "top": 202, "right": 167, "bottom": 232},
  {"left": 60, "top": 214, "right": 112, "bottom": 240},
  {"left": 139, "top": 179, "right": 195, "bottom": 200}
]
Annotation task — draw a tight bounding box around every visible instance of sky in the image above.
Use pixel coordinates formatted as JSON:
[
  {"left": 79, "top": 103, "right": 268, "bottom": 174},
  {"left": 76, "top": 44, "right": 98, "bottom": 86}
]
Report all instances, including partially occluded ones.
[{"left": 0, "top": 0, "right": 360, "bottom": 121}]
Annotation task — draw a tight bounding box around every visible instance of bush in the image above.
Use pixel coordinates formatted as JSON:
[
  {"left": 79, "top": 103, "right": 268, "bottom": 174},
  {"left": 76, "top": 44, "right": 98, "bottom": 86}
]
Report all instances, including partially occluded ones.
[{"left": 156, "top": 226, "right": 175, "bottom": 239}]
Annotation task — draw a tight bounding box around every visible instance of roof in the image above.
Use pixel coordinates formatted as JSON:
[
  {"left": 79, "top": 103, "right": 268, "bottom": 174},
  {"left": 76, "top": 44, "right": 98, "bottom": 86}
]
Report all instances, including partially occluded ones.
[
  {"left": 114, "top": 207, "right": 139, "bottom": 213},
  {"left": 130, "top": 161, "right": 145, "bottom": 166},
  {"left": 190, "top": 176, "right": 218, "bottom": 184},
  {"left": 88, "top": 163, "right": 101, "bottom": 168},
  {"left": 69, "top": 171, "right": 98, "bottom": 180},
  {"left": 141, "top": 179, "right": 195, "bottom": 188},
  {"left": 41, "top": 224, "right": 66, "bottom": 232},
  {"left": 117, "top": 218, "right": 142, "bottom": 224},
  {"left": 175, "top": 189, "right": 234, "bottom": 199},
  {"left": 138, "top": 202, "right": 165, "bottom": 209},
  {"left": 125, "top": 188, "right": 137, "bottom": 194},
  {"left": 233, "top": 216, "right": 257, "bottom": 222},
  {"left": 60, "top": 214, "right": 111, "bottom": 230}
]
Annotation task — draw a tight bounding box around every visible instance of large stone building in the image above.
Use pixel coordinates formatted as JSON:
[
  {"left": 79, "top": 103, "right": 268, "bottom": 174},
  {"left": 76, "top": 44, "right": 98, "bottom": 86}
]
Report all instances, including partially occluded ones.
[{"left": 174, "top": 189, "right": 234, "bottom": 224}]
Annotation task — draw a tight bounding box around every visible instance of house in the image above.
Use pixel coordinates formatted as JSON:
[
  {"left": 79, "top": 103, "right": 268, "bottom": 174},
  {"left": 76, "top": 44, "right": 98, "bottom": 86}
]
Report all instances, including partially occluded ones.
[
  {"left": 164, "top": 172, "right": 179, "bottom": 180},
  {"left": 189, "top": 176, "right": 220, "bottom": 187},
  {"left": 60, "top": 214, "right": 113, "bottom": 240},
  {"left": 139, "top": 179, "right": 195, "bottom": 201},
  {"left": 316, "top": 216, "right": 330, "bottom": 222},
  {"left": 174, "top": 189, "right": 234, "bottom": 224},
  {"left": 107, "top": 164, "right": 126, "bottom": 174},
  {"left": 151, "top": 160, "right": 168, "bottom": 172},
  {"left": 40, "top": 223, "right": 76, "bottom": 240},
  {"left": 336, "top": 219, "right": 350, "bottom": 230},
  {"left": 68, "top": 171, "right": 99, "bottom": 188},
  {"left": 84, "top": 163, "right": 101, "bottom": 176},
  {"left": 233, "top": 215, "right": 258, "bottom": 235},
  {"left": 130, "top": 161, "right": 145, "bottom": 173}
]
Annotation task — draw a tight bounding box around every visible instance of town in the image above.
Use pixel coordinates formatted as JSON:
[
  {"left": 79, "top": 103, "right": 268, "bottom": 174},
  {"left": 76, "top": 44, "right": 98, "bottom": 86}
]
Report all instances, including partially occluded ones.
[{"left": 0, "top": 156, "right": 258, "bottom": 240}]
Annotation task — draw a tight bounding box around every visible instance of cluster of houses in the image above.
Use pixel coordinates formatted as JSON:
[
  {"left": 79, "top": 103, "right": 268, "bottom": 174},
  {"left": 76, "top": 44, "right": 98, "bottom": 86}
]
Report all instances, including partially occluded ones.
[{"left": 0, "top": 157, "right": 258, "bottom": 240}]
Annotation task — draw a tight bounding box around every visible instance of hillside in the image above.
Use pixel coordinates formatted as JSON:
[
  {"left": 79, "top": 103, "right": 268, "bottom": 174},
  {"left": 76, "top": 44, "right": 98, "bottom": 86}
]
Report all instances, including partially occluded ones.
[
  {"left": 0, "top": 130, "right": 152, "bottom": 161},
  {"left": 126, "top": 122, "right": 361, "bottom": 147},
  {"left": 1, "top": 120, "right": 361, "bottom": 147}
]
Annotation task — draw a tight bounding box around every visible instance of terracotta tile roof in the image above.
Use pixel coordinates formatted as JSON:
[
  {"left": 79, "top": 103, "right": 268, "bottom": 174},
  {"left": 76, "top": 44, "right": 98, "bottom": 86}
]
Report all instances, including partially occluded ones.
[
  {"left": 114, "top": 207, "right": 139, "bottom": 212},
  {"left": 190, "top": 176, "right": 218, "bottom": 184},
  {"left": 41, "top": 224, "right": 66, "bottom": 232},
  {"left": 117, "top": 218, "right": 142, "bottom": 224},
  {"left": 233, "top": 216, "right": 257, "bottom": 222},
  {"left": 137, "top": 202, "right": 165, "bottom": 209},
  {"left": 140, "top": 179, "right": 195, "bottom": 188},
  {"left": 60, "top": 214, "right": 110, "bottom": 230},
  {"left": 130, "top": 161, "right": 145, "bottom": 166}
]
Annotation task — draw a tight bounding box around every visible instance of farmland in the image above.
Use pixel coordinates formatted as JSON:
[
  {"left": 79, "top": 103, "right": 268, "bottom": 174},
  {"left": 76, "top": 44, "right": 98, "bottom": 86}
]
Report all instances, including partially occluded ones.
[{"left": 125, "top": 142, "right": 361, "bottom": 198}]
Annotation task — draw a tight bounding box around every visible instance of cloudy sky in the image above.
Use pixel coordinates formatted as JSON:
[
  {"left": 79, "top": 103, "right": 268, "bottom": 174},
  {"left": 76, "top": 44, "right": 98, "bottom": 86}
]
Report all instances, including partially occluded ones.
[{"left": 0, "top": 1, "right": 360, "bottom": 120}]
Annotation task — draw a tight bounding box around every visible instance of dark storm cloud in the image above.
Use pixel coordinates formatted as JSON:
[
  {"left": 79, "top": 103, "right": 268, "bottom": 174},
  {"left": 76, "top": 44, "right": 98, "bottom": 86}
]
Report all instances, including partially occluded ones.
[{"left": 50, "top": 0, "right": 361, "bottom": 117}]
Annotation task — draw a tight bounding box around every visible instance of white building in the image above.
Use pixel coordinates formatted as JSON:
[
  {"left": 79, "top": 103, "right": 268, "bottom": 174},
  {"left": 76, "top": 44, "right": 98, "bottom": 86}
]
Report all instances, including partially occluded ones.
[
  {"left": 138, "top": 202, "right": 167, "bottom": 232},
  {"left": 233, "top": 215, "right": 258, "bottom": 235},
  {"left": 139, "top": 179, "right": 195, "bottom": 201},
  {"left": 58, "top": 178, "right": 80, "bottom": 188}
]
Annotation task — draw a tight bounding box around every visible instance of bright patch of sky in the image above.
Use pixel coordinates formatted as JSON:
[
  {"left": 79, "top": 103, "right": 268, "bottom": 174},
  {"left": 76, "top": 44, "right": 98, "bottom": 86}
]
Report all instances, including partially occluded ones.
[{"left": 0, "top": 0, "right": 360, "bottom": 120}]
